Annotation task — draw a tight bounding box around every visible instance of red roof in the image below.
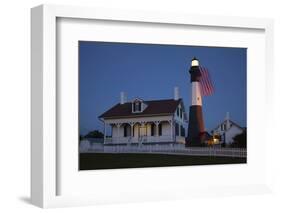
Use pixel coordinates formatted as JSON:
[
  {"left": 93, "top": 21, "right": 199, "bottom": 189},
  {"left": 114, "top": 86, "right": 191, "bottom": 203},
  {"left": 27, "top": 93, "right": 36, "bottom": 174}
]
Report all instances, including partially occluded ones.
[{"left": 99, "top": 99, "right": 182, "bottom": 119}]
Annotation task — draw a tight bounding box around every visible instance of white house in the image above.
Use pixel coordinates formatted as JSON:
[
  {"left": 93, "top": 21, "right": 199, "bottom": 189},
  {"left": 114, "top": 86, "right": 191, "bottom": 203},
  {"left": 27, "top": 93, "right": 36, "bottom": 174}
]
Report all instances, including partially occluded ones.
[
  {"left": 99, "top": 88, "right": 188, "bottom": 145},
  {"left": 211, "top": 112, "right": 244, "bottom": 146}
]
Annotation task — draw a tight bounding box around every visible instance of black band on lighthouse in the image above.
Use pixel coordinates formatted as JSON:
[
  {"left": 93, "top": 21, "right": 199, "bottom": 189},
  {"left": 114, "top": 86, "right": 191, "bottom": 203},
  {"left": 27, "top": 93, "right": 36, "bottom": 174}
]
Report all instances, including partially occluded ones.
[
  {"left": 187, "top": 105, "right": 205, "bottom": 146},
  {"left": 189, "top": 66, "right": 201, "bottom": 82}
]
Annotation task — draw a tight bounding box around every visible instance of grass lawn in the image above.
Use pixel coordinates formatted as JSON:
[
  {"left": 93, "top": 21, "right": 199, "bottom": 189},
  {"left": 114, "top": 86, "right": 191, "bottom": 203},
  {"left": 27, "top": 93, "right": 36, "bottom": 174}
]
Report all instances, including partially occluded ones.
[{"left": 79, "top": 153, "right": 246, "bottom": 170}]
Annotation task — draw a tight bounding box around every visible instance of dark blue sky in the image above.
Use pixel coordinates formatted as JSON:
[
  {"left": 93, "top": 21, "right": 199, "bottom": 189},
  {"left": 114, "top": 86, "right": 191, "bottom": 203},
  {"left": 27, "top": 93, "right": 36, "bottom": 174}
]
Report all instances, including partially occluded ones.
[{"left": 79, "top": 41, "right": 246, "bottom": 135}]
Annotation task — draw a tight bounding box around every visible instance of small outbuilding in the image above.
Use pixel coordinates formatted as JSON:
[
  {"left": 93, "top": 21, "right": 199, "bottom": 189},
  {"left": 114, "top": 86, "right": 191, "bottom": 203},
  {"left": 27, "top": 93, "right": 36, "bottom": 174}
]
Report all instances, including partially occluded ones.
[{"left": 211, "top": 112, "right": 244, "bottom": 146}]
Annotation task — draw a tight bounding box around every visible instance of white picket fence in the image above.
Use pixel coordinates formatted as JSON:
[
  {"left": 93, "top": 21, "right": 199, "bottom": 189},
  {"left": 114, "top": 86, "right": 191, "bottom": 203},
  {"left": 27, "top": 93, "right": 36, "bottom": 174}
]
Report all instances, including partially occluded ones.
[{"left": 80, "top": 140, "right": 246, "bottom": 158}]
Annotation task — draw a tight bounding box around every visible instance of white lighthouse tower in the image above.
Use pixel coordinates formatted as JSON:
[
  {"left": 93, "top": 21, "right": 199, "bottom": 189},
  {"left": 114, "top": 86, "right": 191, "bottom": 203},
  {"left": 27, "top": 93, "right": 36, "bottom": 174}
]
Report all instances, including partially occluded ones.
[
  {"left": 191, "top": 58, "right": 202, "bottom": 106},
  {"left": 187, "top": 57, "right": 205, "bottom": 146}
]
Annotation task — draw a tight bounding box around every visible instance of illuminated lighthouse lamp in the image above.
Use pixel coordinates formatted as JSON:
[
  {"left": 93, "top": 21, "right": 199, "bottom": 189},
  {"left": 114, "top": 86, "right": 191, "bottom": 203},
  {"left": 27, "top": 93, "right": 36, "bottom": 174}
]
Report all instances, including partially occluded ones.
[{"left": 191, "top": 57, "right": 199, "bottom": 67}]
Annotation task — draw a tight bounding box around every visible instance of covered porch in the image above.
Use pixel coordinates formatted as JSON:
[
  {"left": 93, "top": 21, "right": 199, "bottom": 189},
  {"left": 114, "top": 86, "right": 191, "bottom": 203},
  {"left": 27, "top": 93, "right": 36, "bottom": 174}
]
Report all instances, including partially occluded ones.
[{"left": 103, "top": 119, "right": 186, "bottom": 144}]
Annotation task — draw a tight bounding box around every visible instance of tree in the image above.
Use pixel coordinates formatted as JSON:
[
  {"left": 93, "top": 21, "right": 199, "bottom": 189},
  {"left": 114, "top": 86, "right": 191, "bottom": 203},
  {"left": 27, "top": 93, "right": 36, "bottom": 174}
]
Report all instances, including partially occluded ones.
[
  {"left": 231, "top": 129, "right": 247, "bottom": 148},
  {"left": 84, "top": 130, "right": 104, "bottom": 138}
]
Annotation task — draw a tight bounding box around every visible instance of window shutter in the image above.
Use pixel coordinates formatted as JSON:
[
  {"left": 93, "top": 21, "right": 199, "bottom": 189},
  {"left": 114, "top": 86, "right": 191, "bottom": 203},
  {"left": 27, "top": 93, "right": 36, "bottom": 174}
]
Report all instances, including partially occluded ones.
[
  {"left": 159, "top": 124, "right": 162, "bottom": 136},
  {"left": 175, "top": 123, "right": 179, "bottom": 136},
  {"left": 151, "top": 123, "right": 154, "bottom": 136},
  {"left": 181, "top": 126, "right": 185, "bottom": 137},
  {"left": 132, "top": 126, "right": 134, "bottom": 137},
  {"left": 180, "top": 109, "right": 182, "bottom": 118},
  {"left": 124, "top": 124, "right": 127, "bottom": 137}
]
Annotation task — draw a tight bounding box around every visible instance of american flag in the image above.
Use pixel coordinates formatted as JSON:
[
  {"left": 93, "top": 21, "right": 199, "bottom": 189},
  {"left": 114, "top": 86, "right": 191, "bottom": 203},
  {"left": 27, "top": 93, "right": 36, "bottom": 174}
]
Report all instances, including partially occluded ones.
[{"left": 199, "top": 66, "right": 214, "bottom": 96}]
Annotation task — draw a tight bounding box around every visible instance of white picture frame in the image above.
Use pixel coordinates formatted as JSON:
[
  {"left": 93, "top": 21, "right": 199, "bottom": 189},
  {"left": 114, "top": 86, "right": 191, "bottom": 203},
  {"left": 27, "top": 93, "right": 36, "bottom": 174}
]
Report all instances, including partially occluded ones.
[{"left": 31, "top": 4, "right": 274, "bottom": 208}]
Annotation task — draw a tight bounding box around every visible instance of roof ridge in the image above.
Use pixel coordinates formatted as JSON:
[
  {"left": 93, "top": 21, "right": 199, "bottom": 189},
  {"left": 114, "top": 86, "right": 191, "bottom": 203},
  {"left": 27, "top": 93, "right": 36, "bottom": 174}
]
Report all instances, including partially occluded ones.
[
  {"left": 123, "top": 98, "right": 181, "bottom": 103},
  {"left": 211, "top": 118, "right": 243, "bottom": 131}
]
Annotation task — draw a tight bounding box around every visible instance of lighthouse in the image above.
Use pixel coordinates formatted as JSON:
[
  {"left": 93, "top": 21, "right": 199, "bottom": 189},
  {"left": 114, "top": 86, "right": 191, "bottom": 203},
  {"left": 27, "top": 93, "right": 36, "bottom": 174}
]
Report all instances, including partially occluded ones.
[{"left": 187, "top": 57, "right": 205, "bottom": 146}]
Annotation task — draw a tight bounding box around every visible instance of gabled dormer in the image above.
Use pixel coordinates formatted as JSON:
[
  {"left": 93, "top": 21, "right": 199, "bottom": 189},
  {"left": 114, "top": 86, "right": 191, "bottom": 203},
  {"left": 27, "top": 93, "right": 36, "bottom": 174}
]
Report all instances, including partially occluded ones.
[{"left": 132, "top": 98, "right": 147, "bottom": 113}]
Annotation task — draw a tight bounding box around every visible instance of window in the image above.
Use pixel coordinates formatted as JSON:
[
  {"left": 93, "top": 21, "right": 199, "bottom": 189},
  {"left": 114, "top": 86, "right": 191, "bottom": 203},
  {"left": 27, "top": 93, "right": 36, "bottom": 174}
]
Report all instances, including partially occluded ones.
[
  {"left": 132, "top": 100, "right": 142, "bottom": 113},
  {"left": 124, "top": 124, "right": 128, "bottom": 137},
  {"left": 135, "top": 102, "right": 140, "bottom": 111},
  {"left": 180, "top": 109, "right": 182, "bottom": 119},
  {"left": 175, "top": 123, "right": 179, "bottom": 136},
  {"left": 158, "top": 123, "right": 162, "bottom": 136},
  {"left": 151, "top": 123, "right": 155, "bottom": 136},
  {"left": 177, "top": 108, "right": 179, "bottom": 116},
  {"left": 181, "top": 126, "right": 185, "bottom": 137},
  {"left": 221, "top": 123, "right": 227, "bottom": 131},
  {"left": 138, "top": 102, "right": 141, "bottom": 111},
  {"left": 124, "top": 124, "right": 129, "bottom": 137}
]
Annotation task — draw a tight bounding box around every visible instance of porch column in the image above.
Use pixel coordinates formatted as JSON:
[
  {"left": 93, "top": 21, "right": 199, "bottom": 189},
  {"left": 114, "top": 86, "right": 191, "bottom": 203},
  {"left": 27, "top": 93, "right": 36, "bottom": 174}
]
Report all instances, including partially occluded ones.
[
  {"left": 116, "top": 123, "right": 121, "bottom": 143},
  {"left": 129, "top": 122, "right": 135, "bottom": 143},
  {"left": 154, "top": 121, "right": 160, "bottom": 142},
  {"left": 169, "top": 120, "right": 174, "bottom": 142},
  {"left": 140, "top": 121, "right": 146, "bottom": 145}
]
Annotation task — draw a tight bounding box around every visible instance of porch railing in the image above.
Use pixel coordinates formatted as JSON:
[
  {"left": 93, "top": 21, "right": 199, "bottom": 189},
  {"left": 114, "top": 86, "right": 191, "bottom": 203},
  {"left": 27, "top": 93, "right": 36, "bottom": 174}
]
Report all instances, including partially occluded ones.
[{"left": 104, "top": 136, "right": 175, "bottom": 144}]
